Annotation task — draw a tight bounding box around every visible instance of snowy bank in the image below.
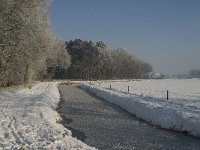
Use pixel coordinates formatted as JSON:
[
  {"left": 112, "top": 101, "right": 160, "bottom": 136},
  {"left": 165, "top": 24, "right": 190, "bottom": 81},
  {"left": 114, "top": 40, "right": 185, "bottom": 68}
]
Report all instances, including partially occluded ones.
[
  {"left": 81, "top": 81, "right": 200, "bottom": 138},
  {"left": 0, "top": 82, "right": 95, "bottom": 150}
]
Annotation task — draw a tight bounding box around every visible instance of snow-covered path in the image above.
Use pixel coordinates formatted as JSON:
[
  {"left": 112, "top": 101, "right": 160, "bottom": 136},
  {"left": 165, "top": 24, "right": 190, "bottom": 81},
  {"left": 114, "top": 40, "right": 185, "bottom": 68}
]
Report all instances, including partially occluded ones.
[
  {"left": 58, "top": 85, "right": 200, "bottom": 150},
  {"left": 0, "top": 82, "right": 95, "bottom": 150}
]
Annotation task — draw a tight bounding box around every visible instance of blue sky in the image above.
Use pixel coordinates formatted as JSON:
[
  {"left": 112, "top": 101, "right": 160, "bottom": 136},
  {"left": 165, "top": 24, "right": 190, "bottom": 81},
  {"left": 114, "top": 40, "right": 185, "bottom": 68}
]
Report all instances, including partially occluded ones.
[{"left": 50, "top": 0, "right": 200, "bottom": 74}]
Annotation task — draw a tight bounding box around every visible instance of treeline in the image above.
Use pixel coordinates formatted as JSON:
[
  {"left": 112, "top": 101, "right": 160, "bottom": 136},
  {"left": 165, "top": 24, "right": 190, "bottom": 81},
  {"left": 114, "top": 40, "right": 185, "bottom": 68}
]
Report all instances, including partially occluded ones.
[
  {"left": 0, "top": 0, "right": 70, "bottom": 87},
  {"left": 61, "top": 39, "right": 152, "bottom": 80},
  {"left": 189, "top": 69, "right": 200, "bottom": 78},
  {"left": 0, "top": 1, "right": 153, "bottom": 87}
]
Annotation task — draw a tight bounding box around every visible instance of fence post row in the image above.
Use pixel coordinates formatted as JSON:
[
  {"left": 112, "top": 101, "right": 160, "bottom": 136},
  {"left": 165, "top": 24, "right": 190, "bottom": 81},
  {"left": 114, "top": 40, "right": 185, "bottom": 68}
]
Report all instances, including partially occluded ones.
[{"left": 109, "top": 85, "right": 169, "bottom": 100}]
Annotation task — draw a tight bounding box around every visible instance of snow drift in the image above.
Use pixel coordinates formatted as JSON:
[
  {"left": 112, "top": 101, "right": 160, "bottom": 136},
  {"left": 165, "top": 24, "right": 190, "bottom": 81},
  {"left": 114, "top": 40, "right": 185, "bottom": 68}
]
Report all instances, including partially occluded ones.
[
  {"left": 0, "top": 82, "right": 95, "bottom": 150},
  {"left": 81, "top": 81, "right": 200, "bottom": 138}
]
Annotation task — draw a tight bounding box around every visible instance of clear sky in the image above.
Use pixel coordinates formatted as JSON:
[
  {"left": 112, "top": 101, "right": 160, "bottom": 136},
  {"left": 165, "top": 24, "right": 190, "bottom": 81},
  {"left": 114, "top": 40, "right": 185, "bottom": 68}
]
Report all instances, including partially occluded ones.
[{"left": 50, "top": 0, "right": 200, "bottom": 74}]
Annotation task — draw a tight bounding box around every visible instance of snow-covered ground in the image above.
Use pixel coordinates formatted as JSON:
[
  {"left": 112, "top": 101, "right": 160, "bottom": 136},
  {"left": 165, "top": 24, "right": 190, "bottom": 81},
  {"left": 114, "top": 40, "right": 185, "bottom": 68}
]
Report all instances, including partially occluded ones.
[
  {"left": 0, "top": 82, "right": 95, "bottom": 150},
  {"left": 82, "top": 79, "right": 200, "bottom": 138}
]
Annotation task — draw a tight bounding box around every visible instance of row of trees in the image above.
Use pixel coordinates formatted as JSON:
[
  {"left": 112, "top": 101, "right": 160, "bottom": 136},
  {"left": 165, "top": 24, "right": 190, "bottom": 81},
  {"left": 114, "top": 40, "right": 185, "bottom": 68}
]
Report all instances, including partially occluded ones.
[
  {"left": 0, "top": 1, "right": 153, "bottom": 87},
  {"left": 189, "top": 69, "right": 200, "bottom": 78},
  {"left": 64, "top": 39, "right": 152, "bottom": 80},
  {"left": 0, "top": 0, "right": 70, "bottom": 87}
]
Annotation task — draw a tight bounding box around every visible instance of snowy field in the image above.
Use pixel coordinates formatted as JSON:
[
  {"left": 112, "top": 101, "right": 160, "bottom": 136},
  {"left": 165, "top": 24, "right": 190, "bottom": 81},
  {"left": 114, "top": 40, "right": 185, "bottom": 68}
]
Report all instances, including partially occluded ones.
[
  {"left": 82, "top": 79, "right": 200, "bottom": 138},
  {"left": 0, "top": 82, "right": 95, "bottom": 150}
]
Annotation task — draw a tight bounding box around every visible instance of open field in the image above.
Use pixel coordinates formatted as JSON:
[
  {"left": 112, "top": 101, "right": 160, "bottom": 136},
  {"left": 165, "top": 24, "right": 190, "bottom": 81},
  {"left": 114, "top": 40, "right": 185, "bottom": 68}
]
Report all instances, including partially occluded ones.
[{"left": 92, "top": 79, "right": 200, "bottom": 101}]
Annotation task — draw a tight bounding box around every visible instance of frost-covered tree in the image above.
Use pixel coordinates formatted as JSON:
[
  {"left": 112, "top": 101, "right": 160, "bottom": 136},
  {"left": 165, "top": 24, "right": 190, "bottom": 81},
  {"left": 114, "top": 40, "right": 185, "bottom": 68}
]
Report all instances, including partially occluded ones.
[
  {"left": 189, "top": 69, "right": 200, "bottom": 78},
  {"left": 0, "top": 0, "right": 70, "bottom": 87},
  {"left": 45, "top": 37, "right": 71, "bottom": 79}
]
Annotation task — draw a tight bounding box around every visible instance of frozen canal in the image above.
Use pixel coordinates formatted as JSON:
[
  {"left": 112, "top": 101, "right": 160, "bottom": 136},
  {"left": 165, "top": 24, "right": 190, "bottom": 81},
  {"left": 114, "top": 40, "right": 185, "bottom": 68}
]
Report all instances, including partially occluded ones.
[{"left": 58, "top": 85, "right": 200, "bottom": 150}]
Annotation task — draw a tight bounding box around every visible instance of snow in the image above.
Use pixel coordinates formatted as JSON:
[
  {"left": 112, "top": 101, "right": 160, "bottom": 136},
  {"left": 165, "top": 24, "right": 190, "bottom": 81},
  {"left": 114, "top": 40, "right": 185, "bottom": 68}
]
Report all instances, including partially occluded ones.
[
  {"left": 0, "top": 82, "right": 95, "bottom": 150},
  {"left": 82, "top": 79, "right": 200, "bottom": 138}
]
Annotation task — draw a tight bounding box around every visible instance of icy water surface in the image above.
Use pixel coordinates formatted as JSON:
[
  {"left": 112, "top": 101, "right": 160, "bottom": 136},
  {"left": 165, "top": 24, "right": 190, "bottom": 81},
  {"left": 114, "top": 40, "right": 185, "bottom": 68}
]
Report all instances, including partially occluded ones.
[{"left": 58, "top": 85, "right": 200, "bottom": 150}]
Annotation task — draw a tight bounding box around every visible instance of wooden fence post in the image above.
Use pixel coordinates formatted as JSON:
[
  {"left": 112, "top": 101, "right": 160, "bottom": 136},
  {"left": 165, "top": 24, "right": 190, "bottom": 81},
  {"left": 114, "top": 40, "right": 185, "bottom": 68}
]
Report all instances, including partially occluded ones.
[{"left": 167, "top": 90, "right": 169, "bottom": 100}]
